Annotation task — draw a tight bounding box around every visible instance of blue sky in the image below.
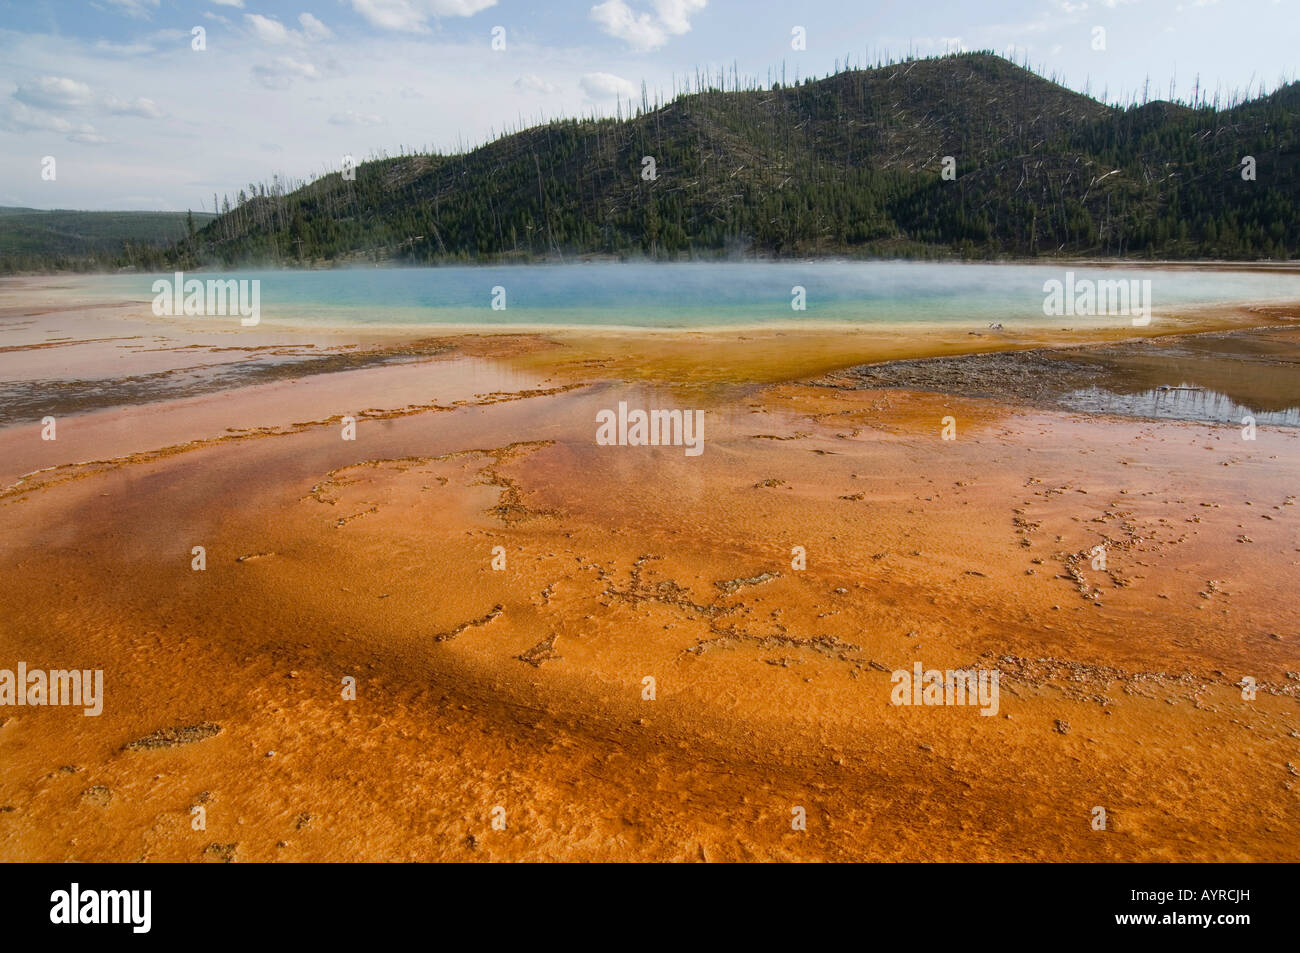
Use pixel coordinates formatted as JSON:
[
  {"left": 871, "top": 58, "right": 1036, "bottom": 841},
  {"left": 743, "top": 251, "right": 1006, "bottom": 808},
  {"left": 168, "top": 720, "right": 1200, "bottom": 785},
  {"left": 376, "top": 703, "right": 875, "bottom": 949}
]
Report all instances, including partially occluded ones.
[{"left": 0, "top": 0, "right": 1295, "bottom": 210}]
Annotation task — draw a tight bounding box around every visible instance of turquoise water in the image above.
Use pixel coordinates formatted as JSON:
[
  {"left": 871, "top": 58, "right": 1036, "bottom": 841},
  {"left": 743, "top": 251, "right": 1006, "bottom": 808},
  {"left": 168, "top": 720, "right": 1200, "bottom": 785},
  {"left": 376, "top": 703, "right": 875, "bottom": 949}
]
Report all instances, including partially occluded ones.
[{"left": 115, "top": 262, "right": 1300, "bottom": 329}]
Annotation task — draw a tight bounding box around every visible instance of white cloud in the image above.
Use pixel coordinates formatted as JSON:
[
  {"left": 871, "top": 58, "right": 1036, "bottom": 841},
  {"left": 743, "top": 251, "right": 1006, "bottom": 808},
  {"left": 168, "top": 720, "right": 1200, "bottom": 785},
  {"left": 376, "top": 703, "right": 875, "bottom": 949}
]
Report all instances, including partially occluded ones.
[
  {"left": 14, "top": 76, "right": 96, "bottom": 109},
  {"left": 245, "top": 14, "right": 293, "bottom": 44},
  {"left": 590, "top": 0, "right": 705, "bottom": 51},
  {"left": 349, "top": 0, "right": 428, "bottom": 31},
  {"left": 329, "top": 110, "right": 385, "bottom": 125},
  {"left": 244, "top": 13, "right": 333, "bottom": 44},
  {"left": 252, "top": 55, "right": 324, "bottom": 89},
  {"left": 1, "top": 101, "right": 75, "bottom": 133},
  {"left": 348, "top": 0, "right": 498, "bottom": 32},
  {"left": 0, "top": 100, "right": 108, "bottom": 144},
  {"left": 299, "top": 13, "right": 333, "bottom": 40},
  {"left": 580, "top": 71, "right": 638, "bottom": 101},
  {"left": 652, "top": 0, "right": 706, "bottom": 35},
  {"left": 93, "top": 38, "right": 158, "bottom": 55},
  {"left": 5, "top": 74, "right": 164, "bottom": 144},
  {"left": 209, "top": 0, "right": 245, "bottom": 7},
  {"left": 104, "top": 95, "right": 163, "bottom": 118},
  {"left": 515, "top": 74, "right": 558, "bottom": 94},
  {"left": 243, "top": 12, "right": 334, "bottom": 84},
  {"left": 101, "top": 0, "right": 161, "bottom": 18},
  {"left": 427, "top": 0, "right": 498, "bottom": 12},
  {"left": 590, "top": 1, "right": 665, "bottom": 50}
]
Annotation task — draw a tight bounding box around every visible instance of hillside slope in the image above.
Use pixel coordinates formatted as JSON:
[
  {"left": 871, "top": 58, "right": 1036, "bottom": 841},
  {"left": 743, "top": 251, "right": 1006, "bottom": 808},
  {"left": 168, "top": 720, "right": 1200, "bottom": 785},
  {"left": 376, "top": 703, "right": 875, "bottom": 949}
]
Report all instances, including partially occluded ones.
[{"left": 144, "top": 53, "right": 1300, "bottom": 266}]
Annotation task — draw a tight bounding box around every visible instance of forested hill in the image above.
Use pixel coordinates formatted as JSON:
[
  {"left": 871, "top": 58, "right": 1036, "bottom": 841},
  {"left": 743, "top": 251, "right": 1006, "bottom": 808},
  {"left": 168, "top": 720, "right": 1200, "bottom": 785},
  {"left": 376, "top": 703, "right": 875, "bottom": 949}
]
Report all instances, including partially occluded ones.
[
  {"left": 0, "top": 207, "right": 215, "bottom": 272},
  {"left": 172, "top": 52, "right": 1300, "bottom": 267}
]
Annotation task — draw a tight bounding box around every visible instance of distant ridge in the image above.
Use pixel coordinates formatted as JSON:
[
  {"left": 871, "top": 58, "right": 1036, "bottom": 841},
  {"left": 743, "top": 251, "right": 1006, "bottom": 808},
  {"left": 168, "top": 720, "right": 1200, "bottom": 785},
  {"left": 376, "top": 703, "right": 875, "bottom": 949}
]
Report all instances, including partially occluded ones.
[{"left": 0, "top": 208, "right": 215, "bottom": 272}]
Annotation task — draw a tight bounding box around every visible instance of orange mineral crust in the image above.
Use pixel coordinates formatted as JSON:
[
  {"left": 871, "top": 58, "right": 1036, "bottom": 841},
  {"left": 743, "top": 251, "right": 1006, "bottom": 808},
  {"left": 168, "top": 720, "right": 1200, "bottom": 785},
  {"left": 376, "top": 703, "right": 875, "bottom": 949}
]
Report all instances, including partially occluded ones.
[{"left": 1, "top": 312, "right": 1298, "bottom": 862}]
